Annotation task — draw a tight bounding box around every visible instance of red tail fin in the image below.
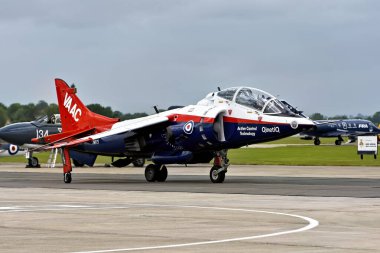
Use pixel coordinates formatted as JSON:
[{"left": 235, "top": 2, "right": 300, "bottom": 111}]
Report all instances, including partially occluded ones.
[{"left": 55, "top": 79, "right": 119, "bottom": 132}]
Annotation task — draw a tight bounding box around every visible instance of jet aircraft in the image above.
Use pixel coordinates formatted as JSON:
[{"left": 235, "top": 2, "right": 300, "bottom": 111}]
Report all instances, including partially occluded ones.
[
  {"left": 0, "top": 115, "right": 62, "bottom": 167},
  {"left": 33, "top": 79, "right": 315, "bottom": 183},
  {"left": 300, "top": 119, "right": 380, "bottom": 145}
]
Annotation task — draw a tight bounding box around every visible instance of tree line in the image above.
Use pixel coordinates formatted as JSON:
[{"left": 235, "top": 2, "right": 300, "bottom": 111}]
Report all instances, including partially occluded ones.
[{"left": 0, "top": 101, "right": 148, "bottom": 127}]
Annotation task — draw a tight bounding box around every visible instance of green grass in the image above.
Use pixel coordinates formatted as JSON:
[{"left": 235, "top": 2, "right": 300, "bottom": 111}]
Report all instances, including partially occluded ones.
[
  {"left": 1, "top": 137, "right": 378, "bottom": 166},
  {"left": 229, "top": 145, "right": 379, "bottom": 166}
]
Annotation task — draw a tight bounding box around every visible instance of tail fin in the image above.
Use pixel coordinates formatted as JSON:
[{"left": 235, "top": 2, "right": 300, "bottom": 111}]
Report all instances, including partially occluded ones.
[{"left": 55, "top": 79, "right": 119, "bottom": 132}]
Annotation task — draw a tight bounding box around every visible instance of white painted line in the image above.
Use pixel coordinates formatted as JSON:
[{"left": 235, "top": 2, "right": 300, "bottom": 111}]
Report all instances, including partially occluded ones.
[
  {"left": 0, "top": 207, "right": 18, "bottom": 210},
  {"left": 0, "top": 206, "right": 128, "bottom": 213},
  {"left": 0, "top": 203, "right": 319, "bottom": 253},
  {"left": 69, "top": 204, "right": 319, "bottom": 253}
]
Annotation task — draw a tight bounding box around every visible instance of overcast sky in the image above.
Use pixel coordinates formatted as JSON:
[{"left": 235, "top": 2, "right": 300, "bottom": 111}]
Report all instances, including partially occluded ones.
[{"left": 0, "top": 0, "right": 379, "bottom": 116}]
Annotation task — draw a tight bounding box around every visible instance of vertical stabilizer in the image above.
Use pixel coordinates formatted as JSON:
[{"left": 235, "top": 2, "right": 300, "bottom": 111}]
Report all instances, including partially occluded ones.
[{"left": 55, "top": 79, "right": 119, "bottom": 132}]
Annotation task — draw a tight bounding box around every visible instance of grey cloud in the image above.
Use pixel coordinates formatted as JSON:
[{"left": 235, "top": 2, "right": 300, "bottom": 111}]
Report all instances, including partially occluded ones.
[{"left": 0, "top": 0, "right": 379, "bottom": 116}]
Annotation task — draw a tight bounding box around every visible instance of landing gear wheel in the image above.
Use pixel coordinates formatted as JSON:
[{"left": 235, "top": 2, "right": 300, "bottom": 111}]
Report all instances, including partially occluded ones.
[
  {"left": 157, "top": 165, "right": 168, "bottom": 182},
  {"left": 145, "top": 164, "right": 158, "bottom": 182},
  {"left": 335, "top": 140, "right": 342, "bottom": 145},
  {"left": 210, "top": 166, "right": 225, "bottom": 183},
  {"left": 132, "top": 158, "right": 145, "bottom": 167},
  {"left": 28, "top": 157, "right": 40, "bottom": 168},
  {"left": 63, "top": 173, "right": 72, "bottom": 184},
  {"left": 314, "top": 139, "right": 321, "bottom": 145}
]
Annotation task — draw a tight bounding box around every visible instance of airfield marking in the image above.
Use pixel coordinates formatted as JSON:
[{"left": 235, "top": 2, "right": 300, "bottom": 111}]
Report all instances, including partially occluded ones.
[{"left": 0, "top": 203, "right": 319, "bottom": 252}]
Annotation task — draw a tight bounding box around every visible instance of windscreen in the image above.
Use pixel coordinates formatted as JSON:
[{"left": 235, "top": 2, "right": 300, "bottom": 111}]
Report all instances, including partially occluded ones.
[
  {"left": 235, "top": 88, "right": 273, "bottom": 111},
  {"left": 217, "top": 88, "right": 238, "bottom": 101}
]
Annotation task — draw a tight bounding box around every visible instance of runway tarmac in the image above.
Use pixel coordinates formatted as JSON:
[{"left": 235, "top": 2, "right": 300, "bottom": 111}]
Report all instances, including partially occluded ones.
[{"left": 0, "top": 163, "right": 379, "bottom": 252}]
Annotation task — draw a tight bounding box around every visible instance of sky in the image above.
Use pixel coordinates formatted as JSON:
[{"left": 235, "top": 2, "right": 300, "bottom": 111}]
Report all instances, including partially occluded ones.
[{"left": 0, "top": 0, "right": 379, "bottom": 117}]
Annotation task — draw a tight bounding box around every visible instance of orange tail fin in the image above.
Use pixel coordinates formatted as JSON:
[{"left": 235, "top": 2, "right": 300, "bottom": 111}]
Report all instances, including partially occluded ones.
[{"left": 55, "top": 79, "right": 119, "bottom": 132}]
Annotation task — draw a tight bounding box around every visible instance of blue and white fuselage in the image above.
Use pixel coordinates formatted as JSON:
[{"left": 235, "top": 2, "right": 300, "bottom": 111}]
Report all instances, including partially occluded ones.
[
  {"left": 73, "top": 87, "right": 314, "bottom": 160},
  {"left": 300, "top": 119, "right": 380, "bottom": 145}
]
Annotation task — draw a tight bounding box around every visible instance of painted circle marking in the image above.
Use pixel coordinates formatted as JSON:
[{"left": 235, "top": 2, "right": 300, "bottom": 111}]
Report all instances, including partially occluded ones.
[
  {"left": 183, "top": 120, "right": 194, "bottom": 135},
  {"left": 0, "top": 203, "right": 319, "bottom": 252},
  {"left": 8, "top": 144, "right": 19, "bottom": 155}
]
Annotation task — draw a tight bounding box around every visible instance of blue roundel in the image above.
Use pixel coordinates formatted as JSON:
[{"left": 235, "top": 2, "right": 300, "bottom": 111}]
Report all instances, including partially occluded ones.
[
  {"left": 8, "top": 144, "right": 19, "bottom": 155},
  {"left": 183, "top": 120, "right": 194, "bottom": 135}
]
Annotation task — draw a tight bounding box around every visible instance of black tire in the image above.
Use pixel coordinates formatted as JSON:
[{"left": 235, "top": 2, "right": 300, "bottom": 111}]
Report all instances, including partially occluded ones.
[
  {"left": 30, "top": 157, "right": 39, "bottom": 168},
  {"left": 132, "top": 158, "right": 145, "bottom": 167},
  {"left": 64, "top": 173, "right": 72, "bottom": 183},
  {"left": 157, "top": 165, "right": 168, "bottom": 182},
  {"left": 145, "top": 164, "right": 158, "bottom": 182},
  {"left": 314, "top": 139, "right": 321, "bottom": 146},
  {"left": 210, "top": 166, "right": 225, "bottom": 183},
  {"left": 335, "top": 140, "right": 342, "bottom": 145}
]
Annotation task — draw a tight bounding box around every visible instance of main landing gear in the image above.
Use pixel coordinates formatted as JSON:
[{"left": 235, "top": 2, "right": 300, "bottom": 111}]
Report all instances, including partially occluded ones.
[
  {"left": 210, "top": 150, "right": 229, "bottom": 183},
  {"left": 143, "top": 150, "right": 230, "bottom": 183},
  {"left": 314, "top": 138, "right": 321, "bottom": 146},
  {"left": 144, "top": 164, "right": 168, "bottom": 182}
]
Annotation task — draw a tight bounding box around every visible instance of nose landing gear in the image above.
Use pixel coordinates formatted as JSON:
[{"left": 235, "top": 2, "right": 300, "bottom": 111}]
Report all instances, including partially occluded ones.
[{"left": 210, "top": 150, "right": 229, "bottom": 183}]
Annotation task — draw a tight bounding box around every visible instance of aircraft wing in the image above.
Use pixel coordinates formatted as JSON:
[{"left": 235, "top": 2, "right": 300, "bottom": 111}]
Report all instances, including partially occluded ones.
[{"left": 46, "top": 114, "right": 169, "bottom": 149}]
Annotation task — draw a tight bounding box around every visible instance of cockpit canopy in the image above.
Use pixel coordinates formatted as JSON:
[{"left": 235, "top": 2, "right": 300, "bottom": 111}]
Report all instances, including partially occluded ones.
[
  {"left": 215, "top": 87, "right": 303, "bottom": 117},
  {"left": 33, "top": 114, "right": 61, "bottom": 125}
]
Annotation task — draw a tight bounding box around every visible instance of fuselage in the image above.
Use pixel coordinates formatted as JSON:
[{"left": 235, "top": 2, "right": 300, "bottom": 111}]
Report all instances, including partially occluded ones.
[
  {"left": 0, "top": 115, "right": 61, "bottom": 147},
  {"left": 72, "top": 87, "right": 315, "bottom": 159},
  {"left": 301, "top": 119, "right": 380, "bottom": 138}
]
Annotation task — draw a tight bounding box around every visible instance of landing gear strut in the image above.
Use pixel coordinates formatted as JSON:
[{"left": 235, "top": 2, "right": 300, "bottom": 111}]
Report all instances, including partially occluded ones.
[
  {"left": 335, "top": 136, "right": 344, "bottom": 146},
  {"left": 210, "top": 150, "right": 229, "bottom": 183},
  {"left": 25, "top": 151, "right": 40, "bottom": 168},
  {"left": 62, "top": 148, "right": 73, "bottom": 184},
  {"left": 144, "top": 164, "right": 168, "bottom": 182}
]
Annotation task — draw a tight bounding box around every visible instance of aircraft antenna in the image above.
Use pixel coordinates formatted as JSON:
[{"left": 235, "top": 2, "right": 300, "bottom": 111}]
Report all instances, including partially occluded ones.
[
  {"left": 217, "top": 87, "right": 221, "bottom": 91},
  {"left": 153, "top": 106, "right": 159, "bottom": 114}
]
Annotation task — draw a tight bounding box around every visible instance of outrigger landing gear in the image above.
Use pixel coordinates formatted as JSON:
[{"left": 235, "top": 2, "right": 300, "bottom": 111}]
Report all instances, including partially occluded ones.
[
  {"left": 62, "top": 148, "right": 73, "bottom": 184},
  {"left": 210, "top": 150, "right": 229, "bottom": 183},
  {"left": 144, "top": 164, "right": 168, "bottom": 182}
]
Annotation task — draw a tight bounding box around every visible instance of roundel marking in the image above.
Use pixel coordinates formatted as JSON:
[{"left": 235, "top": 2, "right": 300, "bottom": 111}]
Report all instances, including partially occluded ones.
[
  {"left": 290, "top": 120, "right": 298, "bottom": 129},
  {"left": 8, "top": 144, "right": 19, "bottom": 155},
  {"left": 183, "top": 120, "right": 194, "bottom": 135}
]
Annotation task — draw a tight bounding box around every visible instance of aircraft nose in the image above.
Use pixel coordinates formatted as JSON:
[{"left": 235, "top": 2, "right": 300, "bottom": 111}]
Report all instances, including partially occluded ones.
[
  {"left": 296, "top": 118, "right": 315, "bottom": 131},
  {"left": 0, "top": 123, "right": 33, "bottom": 145},
  {"left": 0, "top": 126, "right": 8, "bottom": 140}
]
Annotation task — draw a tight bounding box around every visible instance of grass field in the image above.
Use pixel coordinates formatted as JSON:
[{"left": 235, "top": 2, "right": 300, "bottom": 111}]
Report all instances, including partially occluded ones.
[
  {"left": 1, "top": 137, "right": 378, "bottom": 166},
  {"left": 230, "top": 145, "right": 379, "bottom": 166}
]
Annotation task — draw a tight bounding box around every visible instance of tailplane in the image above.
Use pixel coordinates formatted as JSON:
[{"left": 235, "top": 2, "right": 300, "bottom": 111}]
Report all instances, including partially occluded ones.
[{"left": 55, "top": 79, "right": 119, "bottom": 132}]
